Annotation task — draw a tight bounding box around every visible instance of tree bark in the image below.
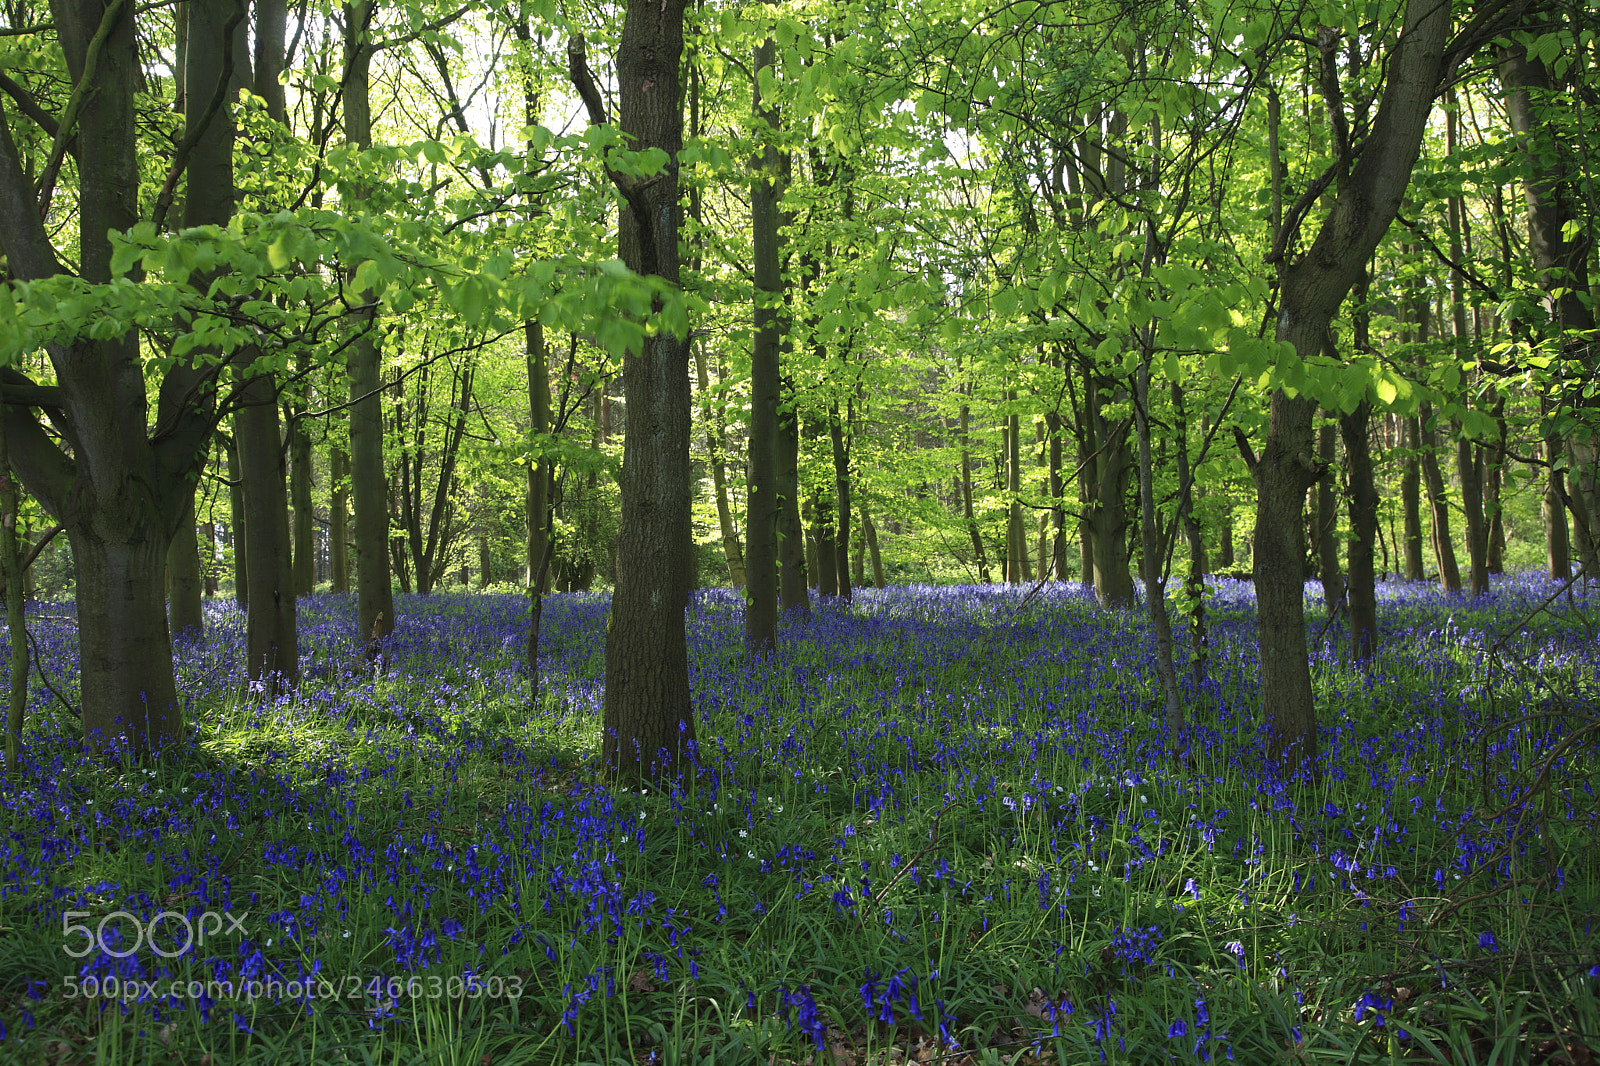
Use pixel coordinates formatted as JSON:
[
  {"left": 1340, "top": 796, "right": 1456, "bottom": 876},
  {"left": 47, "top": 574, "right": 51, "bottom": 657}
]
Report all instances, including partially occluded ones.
[
  {"left": 1250, "top": 0, "right": 1452, "bottom": 767},
  {"left": 958, "top": 387, "right": 992, "bottom": 582},
  {"left": 330, "top": 431, "right": 349, "bottom": 591},
  {"left": 589, "top": 0, "right": 697, "bottom": 782},
  {"left": 829, "top": 403, "right": 852, "bottom": 603},
  {"left": 166, "top": 496, "right": 203, "bottom": 639},
  {"left": 865, "top": 510, "right": 885, "bottom": 588},
  {"left": 1418, "top": 403, "right": 1462, "bottom": 592},
  {"left": 1005, "top": 399, "right": 1024, "bottom": 584},
  {"left": 1341, "top": 403, "right": 1379, "bottom": 661},
  {"left": 696, "top": 344, "right": 746, "bottom": 591},
  {"left": 1, "top": 422, "right": 26, "bottom": 770},
  {"left": 1314, "top": 420, "right": 1344, "bottom": 613},
  {"left": 776, "top": 378, "right": 809, "bottom": 616},
  {"left": 1401, "top": 415, "right": 1425, "bottom": 580},
  {"left": 1087, "top": 374, "right": 1134, "bottom": 608},
  {"left": 288, "top": 394, "right": 315, "bottom": 596},
  {"left": 229, "top": 438, "right": 248, "bottom": 605},
  {"left": 745, "top": 34, "right": 781, "bottom": 651},
  {"left": 344, "top": 3, "right": 394, "bottom": 657},
  {"left": 235, "top": 379, "right": 298, "bottom": 688}
]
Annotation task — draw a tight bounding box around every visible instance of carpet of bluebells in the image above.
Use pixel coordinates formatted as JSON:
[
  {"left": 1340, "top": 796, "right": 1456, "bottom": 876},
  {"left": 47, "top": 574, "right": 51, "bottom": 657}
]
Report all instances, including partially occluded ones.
[{"left": 1, "top": 575, "right": 1598, "bottom": 1065}]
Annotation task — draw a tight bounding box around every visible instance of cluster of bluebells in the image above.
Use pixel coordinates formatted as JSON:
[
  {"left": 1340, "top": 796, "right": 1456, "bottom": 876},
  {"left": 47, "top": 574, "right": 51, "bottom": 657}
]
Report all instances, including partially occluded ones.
[{"left": 0, "top": 574, "right": 1594, "bottom": 1057}]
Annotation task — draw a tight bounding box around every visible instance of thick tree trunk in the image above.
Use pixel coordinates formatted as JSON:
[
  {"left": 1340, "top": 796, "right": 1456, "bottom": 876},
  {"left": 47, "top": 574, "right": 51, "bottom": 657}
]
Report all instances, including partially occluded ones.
[
  {"left": 597, "top": 0, "right": 697, "bottom": 782},
  {"left": 1500, "top": 43, "right": 1598, "bottom": 556},
  {"left": 73, "top": 527, "right": 183, "bottom": 749},
  {"left": 745, "top": 35, "right": 781, "bottom": 650},
  {"left": 1088, "top": 402, "right": 1134, "bottom": 606},
  {"left": 200, "top": 520, "right": 218, "bottom": 596},
  {"left": 344, "top": 10, "right": 394, "bottom": 656},
  {"left": 1250, "top": 0, "right": 1450, "bottom": 767},
  {"left": 167, "top": 497, "right": 204, "bottom": 639},
  {"left": 1341, "top": 403, "right": 1379, "bottom": 661}
]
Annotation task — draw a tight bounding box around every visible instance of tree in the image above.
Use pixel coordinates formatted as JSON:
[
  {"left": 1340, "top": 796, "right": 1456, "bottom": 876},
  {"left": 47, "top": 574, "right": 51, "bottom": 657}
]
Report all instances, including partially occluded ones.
[{"left": 569, "top": 4, "right": 697, "bottom": 781}]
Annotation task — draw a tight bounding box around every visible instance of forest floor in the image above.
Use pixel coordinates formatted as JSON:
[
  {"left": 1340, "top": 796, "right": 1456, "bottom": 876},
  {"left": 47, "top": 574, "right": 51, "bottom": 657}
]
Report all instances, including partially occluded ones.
[{"left": 1, "top": 576, "right": 1598, "bottom": 1065}]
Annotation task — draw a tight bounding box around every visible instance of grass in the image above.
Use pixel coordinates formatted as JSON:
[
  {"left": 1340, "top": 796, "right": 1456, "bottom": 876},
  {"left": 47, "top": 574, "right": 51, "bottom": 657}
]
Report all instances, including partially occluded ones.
[{"left": 0, "top": 575, "right": 1597, "bottom": 1065}]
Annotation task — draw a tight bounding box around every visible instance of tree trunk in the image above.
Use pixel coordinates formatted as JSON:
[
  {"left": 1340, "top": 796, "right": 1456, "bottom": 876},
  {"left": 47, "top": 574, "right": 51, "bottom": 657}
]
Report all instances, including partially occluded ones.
[
  {"left": 200, "top": 520, "right": 218, "bottom": 596},
  {"left": 776, "top": 380, "right": 809, "bottom": 616},
  {"left": 526, "top": 320, "right": 551, "bottom": 669},
  {"left": 1314, "top": 420, "right": 1344, "bottom": 614},
  {"left": 594, "top": 0, "right": 697, "bottom": 782},
  {"left": 958, "top": 390, "right": 992, "bottom": 582},
  {"left": 1, "top": 426, "right": 27, "bottom": 770},
  {"left": 344, "top": 7, "right": 394, "bottom": 656},
  {"left": 744, "top": 33, "right": 781, "bottom": 650},
  {"left": 236, "top": 378, "right": 299, "bottom": 689},
  {"left": 813, "top": 489, "right": 838, "bottom": 598},
  {"left": 1543, "top": 426, "right": 1571, "bottom": 578},
  {"left": 865, "top": 511, "right": 885, "bottom": 589},
  {"left": 1087, "top": 381, "right": 1134, "bottom": 608},
  {"left": 167, "top": 497, "right": 204, "bottom": 639},
  {"left": 1134, "top": 354, "right": 1183, "bottom": 746},
  {"left": 1250, "top": 0, "right": 1451, "bottom": 767},
  {"left": 1500, "top": 42, "right": 1598, "bottom": 557},
  {"left": 1045, "top": 405, "right": 1066, "bottom": 579},
  {"left": 229, "top": 439, "right": 247, "bottom": 606},
  {"left": 1173, "top": 384, "right": 1208, "bottom": 683},
  {"left": 1005, "top": 400, "right": 1024, "bottom": 584},
  {"left": 1401, "top": 415, "right": 1425, "bottom": 580},
  {"left": 288, "top": 390, "right": 314, "bottom": 596},
  {"left": 1418, "top": 404, "right": 1462, "bottom": 592},
  {"left": 829, "top": 404, "right": 852, "bottom": 603},
  {"left": 330, "top": 432, "right": 350, "bottom": 591},
  {"left": 696, "top": 343, "right": 746, "bottom": 591},
  {"left": 1341, "top": 403, "right": 1379, "bottom": 662}
]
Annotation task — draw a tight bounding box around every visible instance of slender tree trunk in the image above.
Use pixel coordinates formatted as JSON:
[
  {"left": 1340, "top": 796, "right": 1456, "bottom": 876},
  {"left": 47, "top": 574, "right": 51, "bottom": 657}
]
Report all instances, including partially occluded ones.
[
  {"left": 1088, "top": 384, "right": 1134, "bottom": 607},
  {"left": 526, "top": 321, "right": 550, "bottom": 668},
  {"left": 745, "top": 34, "right": 781, "bottom": 650},
  {"left": 1135, "top": 354, "right": 1183, "bottom": 746},
  {"left": 776, "top": 386, "right": 809, "bottom": 615},
  {"left": 1543, "top": 425, "right": 1571, "bottom": 578},
  {"left": 200, "top": 520, "right": 218, "bottom": 596},
  {"left": 829, "top": 404, "right": 852, "bottom": 603},
  {"left": 1173, "top": 384, "right": 1208, "bottom": 683},
  {"left": 1418, "top": 404, "right": 1462, "bottom": 592},
  {"left": 1341, "top": 403, "right": 1379, "bottom": 661},
  {"left": 1045, "top": 404, "right": 1066, "bottom": 579},
  {"left": 1006, "top": 400, "right": 1024, "bottom": 584},
  {"left": 229, "top": 438, "right": 247, "bottom": 606},
  {"left": 696, "top": 343, "right": 746, "bottom": 591},
  {"left": 1, "top": 425, "right": 26, "bottom": 770},
  {"left": 344, "top": 6, "right": 394, "bottom": 656},
  {"left": 1486, "top": 399, "right": 1506, "bottom": 574},
  {"left": 330, "top": 436, "right": 349, "bottom": 592},
  {"left": 958, "top": 390, "right": 992, "bottom": 582},
  {"left": 1402, "top": 415, "right": 1425, "bottom": 580},
  {"left": 289, "top": 390, "right": 314, "bottom": 596},
  {"left": 865, "top": 511, "right": 885, "bottom": 588},
  {"left": 1314, "top": 420, "right": 1344, "bottom": 614}
]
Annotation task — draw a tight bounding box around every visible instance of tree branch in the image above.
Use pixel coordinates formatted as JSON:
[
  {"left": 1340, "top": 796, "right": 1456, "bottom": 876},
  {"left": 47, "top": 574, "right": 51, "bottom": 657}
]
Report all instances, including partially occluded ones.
[
  {"left": 35, "top": 0, "right": 127, "bottom": 218},
  {"left": 150, "top": 4, "right": 245, "bottom": 231}
]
